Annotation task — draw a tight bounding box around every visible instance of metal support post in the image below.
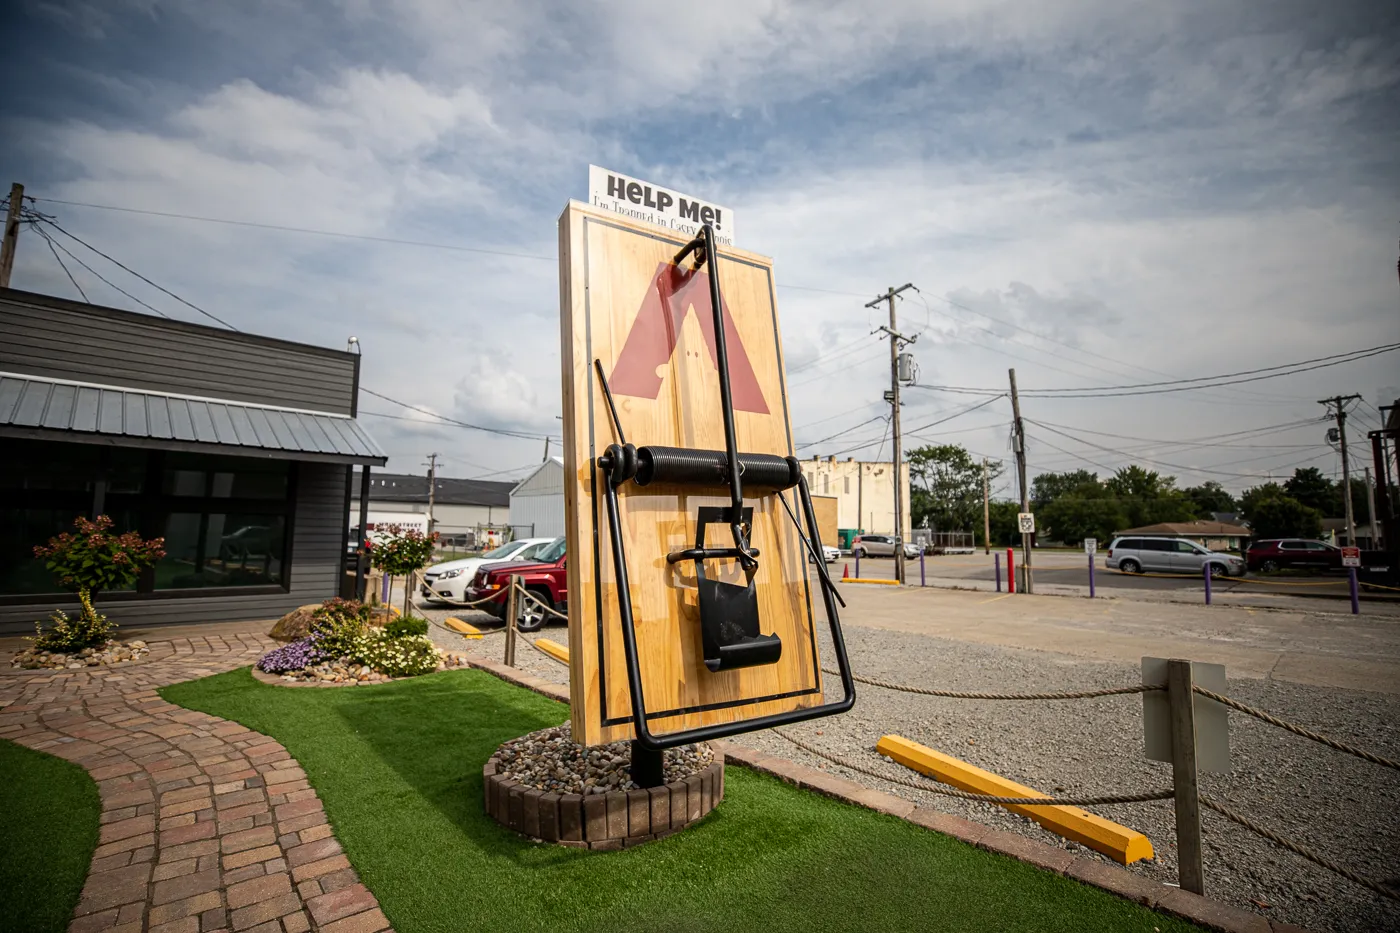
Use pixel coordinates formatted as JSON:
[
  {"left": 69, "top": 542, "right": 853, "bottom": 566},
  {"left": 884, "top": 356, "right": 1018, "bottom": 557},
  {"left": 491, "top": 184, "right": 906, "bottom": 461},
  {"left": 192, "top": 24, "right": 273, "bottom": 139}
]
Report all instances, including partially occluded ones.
[
  {"left": 1088, "top": 552, "right": 1095, "bottom": 598},
  {"left": 920, "top": 550, "right": 925, "bottom": 587},
  {"left": 504, "top": 576, "right": 520, "bottom": 667},
  {"left": 1167, "top": 659, "right": 1205, "bottom": 896},
  {"left": 994, "top": 552, "right": 1002, "bottom": 593},
  {"left": 855, "top": 549, "right": 860, "bottom": 580},
  {"left": 1203, "top": 564, "right": 1212, "bottom": 605},
  {"left": 1349, "top": 567, "right": 1360, "bottom": 615},
  {"left": 1007, "top": 548, "right": 1016, "bottom": 594},
  {"left": 630, "top": 741, "right": 665, "bottom": 788}
]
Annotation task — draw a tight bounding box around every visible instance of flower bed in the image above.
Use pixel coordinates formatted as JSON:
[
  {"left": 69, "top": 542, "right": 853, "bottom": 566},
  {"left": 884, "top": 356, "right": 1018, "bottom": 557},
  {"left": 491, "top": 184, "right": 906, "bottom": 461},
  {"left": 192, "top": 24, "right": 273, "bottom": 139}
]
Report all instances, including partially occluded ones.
[
  {"left": 254, "top": 599, "right": 466, "bottom": 686},
  {"left": 10, "top": 639, "right": 150, "bottom": 671}
]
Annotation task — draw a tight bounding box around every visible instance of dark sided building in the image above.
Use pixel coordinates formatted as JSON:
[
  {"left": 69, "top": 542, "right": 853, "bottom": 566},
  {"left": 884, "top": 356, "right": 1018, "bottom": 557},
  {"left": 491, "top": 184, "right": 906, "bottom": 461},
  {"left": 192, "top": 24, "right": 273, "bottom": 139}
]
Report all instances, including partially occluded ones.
[{"left": 0, "top": 287, "right": 387, "bottom": 633}]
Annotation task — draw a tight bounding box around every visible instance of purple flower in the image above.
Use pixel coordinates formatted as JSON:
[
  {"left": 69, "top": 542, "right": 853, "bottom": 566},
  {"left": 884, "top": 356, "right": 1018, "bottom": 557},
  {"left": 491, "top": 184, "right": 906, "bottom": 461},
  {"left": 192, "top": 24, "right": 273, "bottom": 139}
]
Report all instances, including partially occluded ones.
[{"left": 256, "top": 635, "right": 325, "bottom": 673}]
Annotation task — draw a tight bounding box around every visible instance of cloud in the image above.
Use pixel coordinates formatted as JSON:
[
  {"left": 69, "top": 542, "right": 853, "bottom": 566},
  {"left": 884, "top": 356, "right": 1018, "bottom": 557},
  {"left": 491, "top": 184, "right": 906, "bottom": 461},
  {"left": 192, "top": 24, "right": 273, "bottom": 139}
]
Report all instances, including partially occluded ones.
[{"left": 4, "top": 0, "right": 1397, "bottom": 489}]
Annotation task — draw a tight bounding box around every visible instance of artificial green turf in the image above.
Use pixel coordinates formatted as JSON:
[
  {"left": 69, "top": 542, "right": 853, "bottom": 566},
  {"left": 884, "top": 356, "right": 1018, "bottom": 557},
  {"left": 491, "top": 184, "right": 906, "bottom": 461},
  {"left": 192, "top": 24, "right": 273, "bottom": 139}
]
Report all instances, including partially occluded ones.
[
  {"left": 0, "top": 738, "right": 102, "bottom": 933},
  {"left": 162, "top": 668, "right": 1203, "bottom": 933}
]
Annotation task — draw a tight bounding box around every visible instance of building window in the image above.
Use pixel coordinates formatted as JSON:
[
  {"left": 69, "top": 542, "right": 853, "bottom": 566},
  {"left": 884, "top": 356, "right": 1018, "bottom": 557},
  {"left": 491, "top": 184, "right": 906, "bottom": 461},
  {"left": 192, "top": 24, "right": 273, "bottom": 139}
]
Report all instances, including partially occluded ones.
[
  {"left": 844, "top": 476, "right": 850, "bottom": 493},
  {"left": 0, "top": 439, "right": 294, "bottom": 600}
]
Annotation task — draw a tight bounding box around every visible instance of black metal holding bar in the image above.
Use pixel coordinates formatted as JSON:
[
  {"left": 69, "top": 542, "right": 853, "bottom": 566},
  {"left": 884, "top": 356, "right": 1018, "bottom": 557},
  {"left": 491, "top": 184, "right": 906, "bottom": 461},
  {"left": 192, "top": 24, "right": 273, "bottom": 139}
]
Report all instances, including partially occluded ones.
[{"left": 665, "top": 547, "right": 761, "bottom": 564}]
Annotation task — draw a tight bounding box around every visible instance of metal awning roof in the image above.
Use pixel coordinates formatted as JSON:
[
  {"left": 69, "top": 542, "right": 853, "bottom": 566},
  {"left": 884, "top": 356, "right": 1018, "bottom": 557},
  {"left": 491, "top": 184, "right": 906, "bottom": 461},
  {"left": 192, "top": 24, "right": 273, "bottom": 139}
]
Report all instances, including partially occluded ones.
[{"left": 0, "top": 372, "right": 387, "bottom": 465}]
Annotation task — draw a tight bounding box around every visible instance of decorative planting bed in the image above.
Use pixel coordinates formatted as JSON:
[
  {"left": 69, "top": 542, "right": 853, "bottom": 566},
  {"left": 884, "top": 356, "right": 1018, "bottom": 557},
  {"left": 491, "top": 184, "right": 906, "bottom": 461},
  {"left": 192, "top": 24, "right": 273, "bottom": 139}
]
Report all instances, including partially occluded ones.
[
  {"left": 10, "top": 639, "right": 150, "bottom": 670},
  {"left": 483, "top": 724, "right": 723, "bottom": 849}
]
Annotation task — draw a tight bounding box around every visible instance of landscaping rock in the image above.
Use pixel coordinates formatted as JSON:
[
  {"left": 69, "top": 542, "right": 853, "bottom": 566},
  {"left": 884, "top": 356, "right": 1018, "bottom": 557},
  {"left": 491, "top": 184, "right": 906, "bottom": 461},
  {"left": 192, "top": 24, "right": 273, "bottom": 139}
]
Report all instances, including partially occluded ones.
[
  {"left": 269, "top": 604, "right": 322, "bottom": 642},
  {"left": 10, "top": 639, "right": 151, "bottom": 670},
  {"left": 495, "top": 724, "right": 714, "bottom": 796}
]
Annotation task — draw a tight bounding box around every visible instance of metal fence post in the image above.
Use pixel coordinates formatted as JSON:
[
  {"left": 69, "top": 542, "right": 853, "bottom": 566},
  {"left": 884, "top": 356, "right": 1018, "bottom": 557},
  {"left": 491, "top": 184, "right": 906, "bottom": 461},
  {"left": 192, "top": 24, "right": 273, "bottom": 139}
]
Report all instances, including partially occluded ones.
[
  {"left": 1349, "top": 567, "right": 1359, "bottom": 615},
  {"left": 1203, "top": 563, "right": 1212, "bottom": 605},
  {"left": 1088, "top": 551, "right": 1095, "bottom": 598},
  {"left": 920, "top": 550, "right": 926, "bottom": 587},
  {"left": 1167, "top": 659, "right": 1205, "bottom": 895},
  {"left": 994, "top": 552, "right": 1002, "bottom": 592},
  {"left": 504, "top": 576, "right": 520, "bottom": 667}
]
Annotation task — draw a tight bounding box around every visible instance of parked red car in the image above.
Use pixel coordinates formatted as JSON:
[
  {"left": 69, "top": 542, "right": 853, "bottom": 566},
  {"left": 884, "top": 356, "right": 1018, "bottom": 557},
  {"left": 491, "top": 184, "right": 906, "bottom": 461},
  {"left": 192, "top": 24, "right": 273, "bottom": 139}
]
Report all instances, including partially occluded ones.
[
  {"left": 465, "top": 536, "right": 567, "bottom": 631},
  {"left": 1245, "top": 539, "right": 1343, "bottom": 573}
]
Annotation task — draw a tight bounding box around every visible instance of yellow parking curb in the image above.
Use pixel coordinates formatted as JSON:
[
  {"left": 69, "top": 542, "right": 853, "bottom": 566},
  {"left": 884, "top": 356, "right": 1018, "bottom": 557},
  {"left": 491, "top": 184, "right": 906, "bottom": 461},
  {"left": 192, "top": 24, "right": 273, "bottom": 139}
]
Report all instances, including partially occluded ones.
[
  {"left": 875, "top": 735, "right": 1153, "bottom": 865},
  {"left": 534, "top": 638, "right": 570, "bottom": 664},
  {"left": 842, "top": 578, "right": 901, "bottom": 586},
  {"left": 443, "top": 618, "right": 484, "bottom": 639}
]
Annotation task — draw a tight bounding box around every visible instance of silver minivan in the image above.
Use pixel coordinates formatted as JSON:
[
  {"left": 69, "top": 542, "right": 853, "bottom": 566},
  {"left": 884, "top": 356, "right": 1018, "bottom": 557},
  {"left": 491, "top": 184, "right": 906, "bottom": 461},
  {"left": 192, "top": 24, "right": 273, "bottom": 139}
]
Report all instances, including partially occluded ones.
[{"left": 1106, "top": 536, "right": 1245, "bottom": 577}]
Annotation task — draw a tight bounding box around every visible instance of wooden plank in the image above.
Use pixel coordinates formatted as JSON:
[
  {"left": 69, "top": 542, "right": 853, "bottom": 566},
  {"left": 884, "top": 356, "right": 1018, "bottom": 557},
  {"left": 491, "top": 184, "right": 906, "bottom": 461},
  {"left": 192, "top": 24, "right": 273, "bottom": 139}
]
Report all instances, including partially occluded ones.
[
  {"left": 559, "top": 200, "right": 823, "bottom": 746},
  {"left": 810, "top": 495, "right": 839, "bottom": 550},
  {"left": 876, "top": 735, "right": 1154, "bottom": 865}
]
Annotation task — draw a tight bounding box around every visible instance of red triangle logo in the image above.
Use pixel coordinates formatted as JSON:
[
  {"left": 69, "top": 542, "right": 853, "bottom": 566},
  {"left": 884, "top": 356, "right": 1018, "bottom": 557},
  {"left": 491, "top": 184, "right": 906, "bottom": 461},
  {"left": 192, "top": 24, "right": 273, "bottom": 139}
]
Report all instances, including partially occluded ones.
[{"left": 608, "top": 262, "right": 769, "bottom": 414}]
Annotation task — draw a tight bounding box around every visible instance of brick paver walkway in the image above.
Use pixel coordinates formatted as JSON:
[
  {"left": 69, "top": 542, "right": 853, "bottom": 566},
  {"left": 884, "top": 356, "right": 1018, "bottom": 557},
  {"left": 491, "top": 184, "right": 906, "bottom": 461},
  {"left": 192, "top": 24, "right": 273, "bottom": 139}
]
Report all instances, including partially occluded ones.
[{"left": 0, "top": 633, "right": 394, "bottom": 933}]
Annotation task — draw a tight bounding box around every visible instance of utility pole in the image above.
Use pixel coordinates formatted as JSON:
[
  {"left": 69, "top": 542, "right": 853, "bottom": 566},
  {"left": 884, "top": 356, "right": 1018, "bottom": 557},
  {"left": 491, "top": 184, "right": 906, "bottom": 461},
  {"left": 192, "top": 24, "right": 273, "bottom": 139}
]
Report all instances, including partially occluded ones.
[
  {"left": 424, "top": 453, "right": 439, "bottom": 534},
  {"left": 982, "top": 459, "right": 991, "bottom": 555},
  {"left": 1365, "top": 466, "right": 1379, "bottom": 548},
  {"left": 1320, "top": 395, "right": 1362, "bottom": 548},
  {"left": 1009, "top": 369, "right": 1033, "bottom": 593},
  {"left": 0, "top": 182, "right": 24, "bottom": 288},
  {"left": 866, "top": 283, "right": 916, "bottom": 584},
  {"left": 542, "top": 437, "right": 550, "bottom": 462}
]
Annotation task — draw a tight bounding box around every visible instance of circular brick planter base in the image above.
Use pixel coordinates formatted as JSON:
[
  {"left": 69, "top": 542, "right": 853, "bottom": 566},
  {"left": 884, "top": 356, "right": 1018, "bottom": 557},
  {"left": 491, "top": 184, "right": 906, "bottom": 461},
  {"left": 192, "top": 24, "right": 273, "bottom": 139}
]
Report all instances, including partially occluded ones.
[{"left": 483, "top": 747, "right": 724, "bottom": 849}]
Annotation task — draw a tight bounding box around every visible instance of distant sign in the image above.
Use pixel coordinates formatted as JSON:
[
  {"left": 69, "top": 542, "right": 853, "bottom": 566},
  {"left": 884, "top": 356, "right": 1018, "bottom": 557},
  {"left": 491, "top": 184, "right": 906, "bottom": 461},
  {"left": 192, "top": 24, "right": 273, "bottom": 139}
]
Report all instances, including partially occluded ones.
[
  {"left": 1017, "top": 512, "right": 1035, "bottom": 534},
  {"left": 1342, "top": 546, "right": 1361, "bottom": 568},
  {"left": 588, "top": 165, "right": 736, "bottom": 246},
  {"left": 1084, "top": 537, "right": 1097, "bottom": 555}
]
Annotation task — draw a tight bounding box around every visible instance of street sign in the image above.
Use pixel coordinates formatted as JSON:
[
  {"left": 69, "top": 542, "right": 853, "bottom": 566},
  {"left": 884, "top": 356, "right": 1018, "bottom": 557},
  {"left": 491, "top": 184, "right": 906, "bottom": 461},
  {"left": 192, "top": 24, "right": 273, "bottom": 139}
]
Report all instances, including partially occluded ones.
[
  {"left": 1341, "top": 546, "right": 1361, "bottom": 568},
  {"left": 1142, "top": 657, "right": 1230, "bottom": 773},
  {"left": 1084, "top": 537, "right": 1097, "bottom": 555},
  {"left": 1017, "top": 512, "right": 1035, "bottom": 534}
]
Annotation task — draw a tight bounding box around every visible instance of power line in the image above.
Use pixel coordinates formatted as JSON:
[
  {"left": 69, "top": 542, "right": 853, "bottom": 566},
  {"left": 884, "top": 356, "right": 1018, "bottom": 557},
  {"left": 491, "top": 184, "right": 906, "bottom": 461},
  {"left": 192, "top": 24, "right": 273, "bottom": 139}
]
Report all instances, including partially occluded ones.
[
  {"left": 911, "top": 343, "right": 1400, "bottom": 399},
  {"left": 31, "top": 224, "right": 87, "bottom": 302},
  {"left": 795, "top": 415, "right": 886, "bottom": 450},
  {"left": 359, "top": 390, "right": 559, "bottom": 440},
  {"left": 37, "top": 218, "right": 237, "bottom": 329},
  {"left": 26, "top": 221, "right": 172, "bottom": 319}
]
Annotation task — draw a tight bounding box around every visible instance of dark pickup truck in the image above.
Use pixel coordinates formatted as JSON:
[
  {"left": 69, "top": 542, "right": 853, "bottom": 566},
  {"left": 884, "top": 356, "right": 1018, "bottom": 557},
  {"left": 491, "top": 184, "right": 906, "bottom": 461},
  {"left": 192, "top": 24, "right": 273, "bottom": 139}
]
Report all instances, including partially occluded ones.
[{"left": 465, "top": 537, "right": 566, "bottom": 632}]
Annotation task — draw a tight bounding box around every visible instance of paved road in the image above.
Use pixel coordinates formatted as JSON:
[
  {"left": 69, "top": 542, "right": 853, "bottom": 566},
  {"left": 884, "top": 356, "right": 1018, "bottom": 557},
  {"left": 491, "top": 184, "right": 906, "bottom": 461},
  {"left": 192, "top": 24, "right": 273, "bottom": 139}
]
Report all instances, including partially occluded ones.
[{"left": 843, "top": 550, "right": 1395, "bottom": 605}]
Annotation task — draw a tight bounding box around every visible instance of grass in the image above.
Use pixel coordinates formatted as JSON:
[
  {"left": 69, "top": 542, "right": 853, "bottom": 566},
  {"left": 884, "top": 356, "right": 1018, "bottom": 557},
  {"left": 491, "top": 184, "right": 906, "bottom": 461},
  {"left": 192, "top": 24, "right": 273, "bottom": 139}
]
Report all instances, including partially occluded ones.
[
  {"left": 0, "top": 739, "right": 102, "bottom": 933},
  {"left": 162, "top": 668, "right": 1202, "bottom": 933}
]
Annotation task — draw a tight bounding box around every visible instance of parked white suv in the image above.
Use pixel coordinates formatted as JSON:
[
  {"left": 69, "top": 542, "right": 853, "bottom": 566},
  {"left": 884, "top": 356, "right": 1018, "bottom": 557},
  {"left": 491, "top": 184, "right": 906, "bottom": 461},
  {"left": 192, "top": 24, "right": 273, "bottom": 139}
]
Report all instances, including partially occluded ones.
[{"left": 421, "top": 538, "right": 555, "bottom": 604}]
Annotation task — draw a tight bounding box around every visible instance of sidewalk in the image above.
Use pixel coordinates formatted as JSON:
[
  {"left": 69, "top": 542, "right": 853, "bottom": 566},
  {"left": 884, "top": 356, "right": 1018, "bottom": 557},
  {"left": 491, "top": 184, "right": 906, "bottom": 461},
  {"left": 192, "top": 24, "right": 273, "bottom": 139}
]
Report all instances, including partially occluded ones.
[{"left": 834, "top": 583, "right": 1400, "bottom": 695}]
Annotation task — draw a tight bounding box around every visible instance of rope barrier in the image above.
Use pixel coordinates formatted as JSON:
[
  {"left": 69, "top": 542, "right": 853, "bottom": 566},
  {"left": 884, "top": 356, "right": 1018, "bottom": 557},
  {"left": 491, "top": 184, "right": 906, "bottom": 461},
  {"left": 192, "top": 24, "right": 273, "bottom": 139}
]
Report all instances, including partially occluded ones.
[
  {"left": 1200, "top": 796, "right": 1400, "bottom": 902},
  {"left": 819, "top": 666, "right": 1160, "bottom": 700},
  {"left": 773, "top": 730, "right": 1173, "bottom": 806},
  {"left": 1191, "top": 685, "right": 1400, "bottom": 772}
]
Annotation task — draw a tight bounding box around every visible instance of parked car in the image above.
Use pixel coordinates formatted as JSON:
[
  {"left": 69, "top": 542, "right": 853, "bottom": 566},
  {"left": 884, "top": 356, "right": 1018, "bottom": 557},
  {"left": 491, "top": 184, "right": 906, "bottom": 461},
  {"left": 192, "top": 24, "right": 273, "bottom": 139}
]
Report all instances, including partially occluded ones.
[
  {"left": 1246, "top": 539, "right": 1343, "bottom": 573},
  {"left": 808, "top": 543, "right": 841, "bottom": 564},
  {"left": 1105, "top": 536, "right": 1244, "bottom": 577},
  {"left": 466, "top": 537, "right": 567, "bottom": 632},
  {"left": 851, "top": 534, "right": 920, "bottom": 559},
  {"left": 420, "top": 537, "right": 555, "bottom": 604}
]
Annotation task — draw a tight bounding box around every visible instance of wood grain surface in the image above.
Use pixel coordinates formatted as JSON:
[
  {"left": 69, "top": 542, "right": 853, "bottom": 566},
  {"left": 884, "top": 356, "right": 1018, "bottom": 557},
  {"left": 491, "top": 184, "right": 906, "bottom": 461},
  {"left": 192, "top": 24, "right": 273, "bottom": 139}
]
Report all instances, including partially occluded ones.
[{"left": 558, "top": 200, "right": 823, "bottom": 746}]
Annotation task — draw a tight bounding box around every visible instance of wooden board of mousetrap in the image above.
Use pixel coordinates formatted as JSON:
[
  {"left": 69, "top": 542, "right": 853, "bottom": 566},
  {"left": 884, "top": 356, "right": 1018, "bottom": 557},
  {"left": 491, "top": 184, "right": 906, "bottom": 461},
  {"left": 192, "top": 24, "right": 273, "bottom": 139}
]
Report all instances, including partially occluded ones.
[{"left": 557, "top": 199, "right": 823, "bottom": 747}]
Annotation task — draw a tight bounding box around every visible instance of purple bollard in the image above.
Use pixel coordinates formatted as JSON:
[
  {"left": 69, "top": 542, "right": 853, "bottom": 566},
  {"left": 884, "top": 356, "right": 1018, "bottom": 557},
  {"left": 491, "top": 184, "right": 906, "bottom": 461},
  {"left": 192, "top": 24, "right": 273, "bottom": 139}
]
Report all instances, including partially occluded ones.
[
  {"left": 995, "top": 552, "right": 1002, "bottom": 592},
  {"left": 920, "top": 550, "right": 926, "bottom": 587},
  {"left": 1349, "top": 567, "right": 1359, "bottom": 615},
  {"left": 1203, "top": 562, "right": 1212, "bottom": 605},
  {"left": 1088, "top": 551, "right": 1095, "bottom": 598},
  {"left": 855, "top": 549, "right": 860, "bottom": 579}
]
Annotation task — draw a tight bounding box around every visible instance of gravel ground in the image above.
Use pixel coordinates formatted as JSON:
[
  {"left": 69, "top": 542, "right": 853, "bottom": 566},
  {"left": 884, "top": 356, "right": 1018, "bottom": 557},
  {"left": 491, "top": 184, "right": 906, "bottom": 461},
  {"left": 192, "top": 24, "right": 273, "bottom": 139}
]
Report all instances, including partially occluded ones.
[{"left": 411, "top": 593, "right": 1400, "bottom": 933}]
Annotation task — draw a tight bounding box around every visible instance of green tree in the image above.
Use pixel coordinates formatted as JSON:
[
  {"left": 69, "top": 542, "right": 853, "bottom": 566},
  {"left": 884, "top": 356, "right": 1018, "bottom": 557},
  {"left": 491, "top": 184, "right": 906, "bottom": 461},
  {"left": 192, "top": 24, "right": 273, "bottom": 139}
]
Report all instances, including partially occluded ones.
[
  {"left": 1244, "top": 492, "right": 1323, "bottom": 539},
  {"left": 906, "top": 445, "right": 1004, "bottom": 532},
  {"left": 1184, "top": 481, "right": 1236, "bottom": 518},
  {"left": 1105, "top": 466, "right": 1196, "bottom": 528},
  {"left": 1040, "top": 482, "right": 1129, "bottom": 546},
  {"left": 985, "top": 500, "right": 1022, "bottom": 547},
  {"left": 1030, "top": 470, "right": 1098, "bottom": 509},
  {"left": 1283, "top": 468, "right": 1335, "bottom": 515}
]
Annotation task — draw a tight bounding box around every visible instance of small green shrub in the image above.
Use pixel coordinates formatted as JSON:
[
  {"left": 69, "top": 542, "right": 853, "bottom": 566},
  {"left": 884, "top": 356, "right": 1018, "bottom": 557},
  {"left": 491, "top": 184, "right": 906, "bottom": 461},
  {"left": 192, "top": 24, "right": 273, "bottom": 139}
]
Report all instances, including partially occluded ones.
[
  {"left": 350, "top": 630, "right": 440, "bottom": 677},
  {"left": 384, "top": 615, "right": 429, "bottom": 638},
  {"left": 31, "top": 593, "right": 116, "bottom": 652},
  {"left": 310, "top": 598, "right": 372, "bottom": 658}
]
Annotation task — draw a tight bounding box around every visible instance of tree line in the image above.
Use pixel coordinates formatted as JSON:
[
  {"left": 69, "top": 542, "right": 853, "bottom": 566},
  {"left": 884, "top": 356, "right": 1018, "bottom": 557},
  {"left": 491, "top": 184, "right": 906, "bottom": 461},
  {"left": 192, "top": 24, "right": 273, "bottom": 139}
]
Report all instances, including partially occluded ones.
[{"left": 907, "top": 443, "right": 1367, "bottom": 547}]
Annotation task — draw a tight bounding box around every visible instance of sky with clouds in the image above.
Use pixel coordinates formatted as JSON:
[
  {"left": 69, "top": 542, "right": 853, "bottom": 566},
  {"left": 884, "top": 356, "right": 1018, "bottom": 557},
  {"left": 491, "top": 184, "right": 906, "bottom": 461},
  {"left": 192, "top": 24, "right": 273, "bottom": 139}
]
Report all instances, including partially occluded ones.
[{"left": 2, "top": 0, "right": 1397, "bottom": 498}]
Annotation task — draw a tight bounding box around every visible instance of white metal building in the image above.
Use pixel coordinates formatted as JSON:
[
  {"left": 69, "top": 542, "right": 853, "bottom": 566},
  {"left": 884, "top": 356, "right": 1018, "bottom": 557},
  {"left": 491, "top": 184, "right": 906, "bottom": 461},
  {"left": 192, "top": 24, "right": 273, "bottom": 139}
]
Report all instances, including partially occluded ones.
[{"left": 509, "top": 458, "right": 566, "bottom": 538}]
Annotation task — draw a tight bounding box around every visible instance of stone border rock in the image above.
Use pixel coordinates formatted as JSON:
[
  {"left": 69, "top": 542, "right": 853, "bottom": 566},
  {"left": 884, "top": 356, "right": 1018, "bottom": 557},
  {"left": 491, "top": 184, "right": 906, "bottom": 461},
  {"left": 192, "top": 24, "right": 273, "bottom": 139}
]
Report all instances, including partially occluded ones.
[
  {"left": 483, "top": 750, "right": 723, "bottom": 849},
  {"left": 248, "top": 654, "right": 473, "bottom": 688},
  {"left": 464, "top": 655, "right": 1312, "bottom": 933}
]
